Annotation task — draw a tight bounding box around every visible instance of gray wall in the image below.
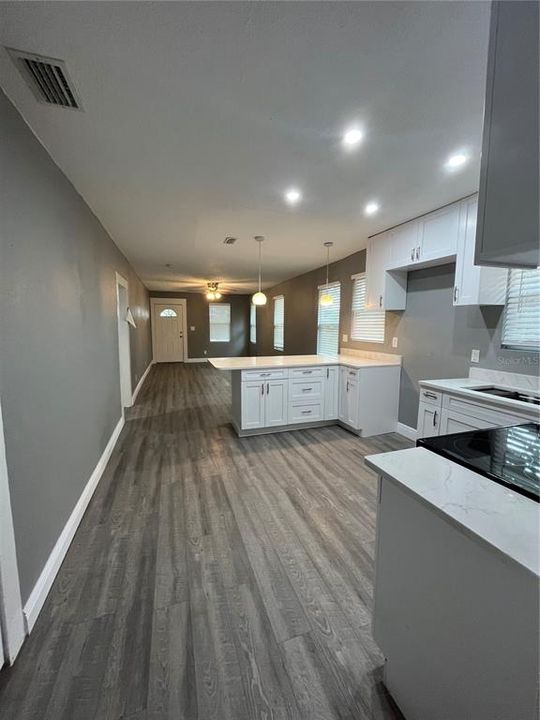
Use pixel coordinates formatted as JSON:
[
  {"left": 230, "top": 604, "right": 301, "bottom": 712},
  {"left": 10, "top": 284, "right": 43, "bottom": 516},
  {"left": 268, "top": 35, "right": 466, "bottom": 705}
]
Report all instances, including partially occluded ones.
[
  {"left": 0, "top": 90, "right": 152, "bottom": 602},
  {"left": 254, "top": 250, "right": 538, "bottom": 428},
  {"left": 149, "top": 291, "right": 250, "bottom": 358}
]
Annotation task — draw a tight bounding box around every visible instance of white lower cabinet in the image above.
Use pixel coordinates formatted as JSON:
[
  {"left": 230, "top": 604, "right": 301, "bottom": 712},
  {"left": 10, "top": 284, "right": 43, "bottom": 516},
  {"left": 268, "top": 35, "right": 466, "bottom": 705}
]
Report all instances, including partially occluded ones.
[
  {"left": 241, "top": 380, "right": 266, "bottom": 430},
  {"left": 439, "top": 408, "right": 493, "bottom": 434},
  {"left": 417, "top": 400, "right": 441, "bottom": 438},
  {"left": 323, "top": 366, "right": 339, "bottom": 420},
  {"left": 240, "top": 379, "right": 288, "bottom": 430},
  {"left": 265, "top": 380, "right": 288, "bottom": 426},
  {"left": 338, "top": 368, "right": 359, "bottom": 427}
]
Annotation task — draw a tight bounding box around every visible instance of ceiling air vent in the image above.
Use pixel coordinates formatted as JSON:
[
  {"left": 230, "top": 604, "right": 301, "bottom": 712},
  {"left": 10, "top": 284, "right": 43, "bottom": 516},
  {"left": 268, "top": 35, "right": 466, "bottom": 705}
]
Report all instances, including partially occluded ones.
[
  {"left": 7, "top": 48, "right": 82, "bottom": 110},
  {"left": 223, "top": 236, "right": 237, "bottom": 245}
]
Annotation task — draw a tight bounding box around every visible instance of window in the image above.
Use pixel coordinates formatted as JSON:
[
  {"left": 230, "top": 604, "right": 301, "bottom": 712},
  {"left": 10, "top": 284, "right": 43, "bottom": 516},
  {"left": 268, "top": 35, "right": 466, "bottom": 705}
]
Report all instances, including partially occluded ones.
[
  {"left": 209, "top": 303, "right": 231, "bottom": 342},
  {"left": 502, "top": 269, "right": 540, "bottom": 351},
  {"left": 159, "top": 308, "right": 177, "bottom": 317},
  {"left": 273, "top": 296, "right": 284, "bottom": 351},
  {"left": 250, "top": 303, "right": 256, "bottom": 344},
  {"left": 317, "top": 282, "right": 341, "bottom": 356},
  {"left": 350, "top": 274, "right": 385, "bottom": 343}
]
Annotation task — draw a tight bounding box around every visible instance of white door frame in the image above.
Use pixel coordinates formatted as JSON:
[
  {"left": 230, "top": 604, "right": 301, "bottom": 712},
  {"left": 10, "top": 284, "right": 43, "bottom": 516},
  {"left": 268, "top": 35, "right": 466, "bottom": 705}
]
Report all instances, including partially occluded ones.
[
  {"left": 0, "top": 397, "right": 26, "bottom": 664},
  {"left": 115, "top": 273, "right": 133, "bottom": 411},
  {"left": 150, "top": 298, "right": 188, "bottom": 362}
]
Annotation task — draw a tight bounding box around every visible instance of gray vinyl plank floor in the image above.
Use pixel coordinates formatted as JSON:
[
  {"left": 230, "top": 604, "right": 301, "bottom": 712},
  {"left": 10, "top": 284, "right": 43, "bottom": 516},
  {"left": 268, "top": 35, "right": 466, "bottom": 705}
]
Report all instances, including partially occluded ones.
[{"left": 0, "top": 362, "right": 411, "bottom": 720}]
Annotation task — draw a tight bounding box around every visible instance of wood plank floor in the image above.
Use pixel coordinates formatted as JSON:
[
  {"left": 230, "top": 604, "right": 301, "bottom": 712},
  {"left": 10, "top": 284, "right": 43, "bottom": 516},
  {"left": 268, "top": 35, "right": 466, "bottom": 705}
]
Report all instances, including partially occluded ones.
[{"left": 0, "top": 363, "right": 412, "bottom": 720}]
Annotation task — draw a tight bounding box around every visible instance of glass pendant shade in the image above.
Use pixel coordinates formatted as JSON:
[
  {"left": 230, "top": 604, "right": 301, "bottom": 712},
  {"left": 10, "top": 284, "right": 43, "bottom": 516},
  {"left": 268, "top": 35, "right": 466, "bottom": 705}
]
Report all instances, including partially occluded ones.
[
  {"left": 319, "top": 293, "right": 334, "bottom": 306},
  {"left": 252, "top": 291, "right": 267, "bottom": 306}
]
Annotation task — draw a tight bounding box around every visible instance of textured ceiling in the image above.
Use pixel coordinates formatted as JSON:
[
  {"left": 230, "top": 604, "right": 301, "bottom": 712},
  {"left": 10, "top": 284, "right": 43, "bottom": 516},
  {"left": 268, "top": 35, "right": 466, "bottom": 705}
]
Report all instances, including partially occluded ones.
[{"left": 0, "top": 1, "right": 491, "bottom": 292}]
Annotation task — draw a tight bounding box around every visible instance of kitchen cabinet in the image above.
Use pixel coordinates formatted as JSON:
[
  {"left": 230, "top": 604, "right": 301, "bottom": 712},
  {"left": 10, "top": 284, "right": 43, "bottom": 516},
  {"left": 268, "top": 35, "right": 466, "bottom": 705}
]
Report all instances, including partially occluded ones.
[
  {"left": 454, "top": 196, "right": 507, "bottom": 306},
  {"left": 475, "top": 1, "right": 539, "bottom": 269},
  {"left": 438, "top": 408, "right": 492, "bottom": 435},
  {"left": 241, "top": 378, "right": 288, "bottom": 429},
  {"left": 338, "top": 367, "right": 358, "bottom": 426},
  {"left": 418, "top": 202, "right": 459, "bottom": 265},
  {"left": 323, "top": 366, "right": 339, "bottom": 420},
  {"left": 365, "top": 233, "right": 407, "bottom": 311},
  {"left": 241, "top": 381, "right": 265, "bottom": 430},
  {"left": 417, "top": 401, "right": 441, "bottom": 438},
  {"left": 388, "top": 223, "right": 419, "bottom": 269},
  {"left": 265, "top": 380, "right": 288, "bottom": 427}
]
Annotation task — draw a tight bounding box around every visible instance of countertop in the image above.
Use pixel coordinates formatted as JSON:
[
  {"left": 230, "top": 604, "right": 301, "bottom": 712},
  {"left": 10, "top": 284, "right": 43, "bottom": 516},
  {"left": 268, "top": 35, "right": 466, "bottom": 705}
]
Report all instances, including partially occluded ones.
[
  {"left": 209, "top": 353, "right": 402, "bottom": 371},
  {"left": 365, "top": 447, "right": 539, "bottom": 577},
  {"left": 419, "top": 377, "right": 540, "bottom": 417}
]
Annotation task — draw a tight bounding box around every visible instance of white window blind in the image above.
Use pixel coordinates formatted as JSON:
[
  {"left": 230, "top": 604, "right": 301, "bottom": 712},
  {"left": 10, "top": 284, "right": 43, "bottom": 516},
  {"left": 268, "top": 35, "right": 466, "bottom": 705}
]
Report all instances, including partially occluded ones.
[
  {"left": 317, "top": 282, "right": 341, "bottom": 356},
  {"left": 250, "top": 303, "right": 256, "bottom": 344},
  {"left": 273, "top": 296, "right": 284, "bottom": 351},
  {"left": 350, "top": 274, "right": 385, "bottom": 343},
  {"left": 209, "top": 303, "right": 231, "bottom": 342},
  {"left": 502, "top": 269, "right": 540, "bottom": 351}
]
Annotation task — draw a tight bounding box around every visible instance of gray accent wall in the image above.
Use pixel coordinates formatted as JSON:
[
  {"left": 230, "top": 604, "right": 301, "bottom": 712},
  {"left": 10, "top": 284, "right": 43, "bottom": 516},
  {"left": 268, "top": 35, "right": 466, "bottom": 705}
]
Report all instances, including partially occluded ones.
[
  {"left": 0, "top": 90, "right": 152, "bottom": 602},
  {"left": 253, "top": 250, "right": 538, "bottom": 428},
  {"left": 149, "top": 291, "right": 250, "bottom": 358}
]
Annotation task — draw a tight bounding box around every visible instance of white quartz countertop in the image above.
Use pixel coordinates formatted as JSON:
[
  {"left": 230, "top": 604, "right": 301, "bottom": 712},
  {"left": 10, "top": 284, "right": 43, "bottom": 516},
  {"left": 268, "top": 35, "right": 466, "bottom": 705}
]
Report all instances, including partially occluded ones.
[
  {"left": 419, "top": 377, "right": 540, "bottom": 417},
  {"left": 209, "top": 353, "right": 402, "bottom": 371},
  {"left": 365, "top": 447, "right": 540, "bottom": 577}
]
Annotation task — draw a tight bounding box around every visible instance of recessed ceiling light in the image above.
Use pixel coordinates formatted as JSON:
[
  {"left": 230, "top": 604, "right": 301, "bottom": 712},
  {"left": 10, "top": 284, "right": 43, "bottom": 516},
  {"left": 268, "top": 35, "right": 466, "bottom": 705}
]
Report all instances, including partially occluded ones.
[
  {"left": 285, "top": 188, "right": 302, "bottom": 206},
  {"left": 342, "top": 126, "right": 364, "bottom": 150},
  {"left": 445, "top": 152, "right": 469, "bottom": 170},
  {"left": 364, "top": 201, "right": 380, "bottom": 216}
]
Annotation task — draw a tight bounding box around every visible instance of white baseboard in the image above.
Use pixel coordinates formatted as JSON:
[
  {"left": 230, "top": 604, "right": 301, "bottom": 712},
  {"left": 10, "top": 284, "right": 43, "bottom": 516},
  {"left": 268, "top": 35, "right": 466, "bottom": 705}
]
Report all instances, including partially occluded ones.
[
  {"left": 132, "top": 361, "right": 153, "bottom": 404},
  {"left": 185, "top": 357, "right": 208, "bottom": 363},
  {"left": 23, "top": 415, "right": 125, "bottom": 633},
  {"left": 395, "top": 421, "right": 417, "bottom": 441}
]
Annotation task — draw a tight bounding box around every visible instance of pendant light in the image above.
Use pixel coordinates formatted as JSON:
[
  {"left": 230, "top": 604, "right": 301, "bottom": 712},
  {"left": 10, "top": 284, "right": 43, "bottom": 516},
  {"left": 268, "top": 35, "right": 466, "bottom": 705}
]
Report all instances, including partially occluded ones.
[
  {"left": 206, "top": 281, "right": 222, "bottom": 300},
  {"left": 319, "top": 241, "right": 334, "bottom": 306},
  {"left": 252, "top": 236, "right": 267, "bottom": 306}
]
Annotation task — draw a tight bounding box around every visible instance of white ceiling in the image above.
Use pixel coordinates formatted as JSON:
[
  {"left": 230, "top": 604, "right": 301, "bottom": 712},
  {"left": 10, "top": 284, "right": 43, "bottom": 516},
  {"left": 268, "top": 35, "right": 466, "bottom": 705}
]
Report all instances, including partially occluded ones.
[{"left": 0, "top": 1, "right": 491, "bottom": 293}]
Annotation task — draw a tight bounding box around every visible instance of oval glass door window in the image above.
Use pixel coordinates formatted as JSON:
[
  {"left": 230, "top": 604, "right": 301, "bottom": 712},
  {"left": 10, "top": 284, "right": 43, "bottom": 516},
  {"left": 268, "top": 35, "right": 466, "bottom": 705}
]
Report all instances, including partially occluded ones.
[{"left": 159, "top": 308, "right": 178, "bottom": 317}]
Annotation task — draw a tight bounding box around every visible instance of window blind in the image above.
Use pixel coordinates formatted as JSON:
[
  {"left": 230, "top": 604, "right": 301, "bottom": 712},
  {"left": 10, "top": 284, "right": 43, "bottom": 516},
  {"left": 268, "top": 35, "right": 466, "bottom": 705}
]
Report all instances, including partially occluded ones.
[
  {"left": 250, "top": 303, "right": 256, "bottom": 344},
  {"left": 209, "top": 303, "right": 231, "bottom": 342},
  {"left": 502, "top": 269, "right": 540, "bottom": 351},
  {"left": 350, "top": 274, "right": 385, "bottom": 343},
  {"left": 273, "top": 296, "right": 284, "bottom": 351},
  {"left": 317, "top": 282, "right": 341, "bottom": 356}
]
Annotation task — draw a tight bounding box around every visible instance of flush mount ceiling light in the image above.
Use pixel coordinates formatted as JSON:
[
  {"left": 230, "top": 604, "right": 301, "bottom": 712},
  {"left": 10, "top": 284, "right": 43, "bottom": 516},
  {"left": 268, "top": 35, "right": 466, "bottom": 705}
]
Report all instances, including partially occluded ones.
[
  {"left": 445, "top": 152, "right": 469, "bottom": 171},
  {"left": 364, "top": 201, "right": 380, "bottom": 216},
  {"left": 284, "top": 187, "right": 302, "bottom": 206},
  {"left": 342, "top": 126, "right": 364, "bottom": 150},
  {"left": 206, "top": 281, "right": 222, "bottom": 300},
  {"left": 252, "top": 236, "right": 267, "bottom": 306},
  {"left": 319, "top": 242, "right": 334, "bottom": 307}
]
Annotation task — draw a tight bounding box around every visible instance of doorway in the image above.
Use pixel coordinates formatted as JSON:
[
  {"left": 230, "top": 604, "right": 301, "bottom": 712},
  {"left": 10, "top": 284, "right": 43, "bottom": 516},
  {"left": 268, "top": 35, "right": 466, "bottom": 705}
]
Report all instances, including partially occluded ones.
[
  {"left": 151, "top": 298, "right": 187, "bottom": 362},
  {"left": 115, "top": 273, "right": 132, "bottom": 410}
]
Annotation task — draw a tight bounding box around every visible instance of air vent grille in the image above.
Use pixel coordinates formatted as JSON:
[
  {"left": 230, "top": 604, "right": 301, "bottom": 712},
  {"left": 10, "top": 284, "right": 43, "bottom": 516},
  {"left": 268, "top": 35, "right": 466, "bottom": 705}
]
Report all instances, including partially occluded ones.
[
  {"left": 7, "top": 48, "right": 82, "bottom": 110},
  {"left": 223, "top": 236, "right": 237, "bottom": 245}
]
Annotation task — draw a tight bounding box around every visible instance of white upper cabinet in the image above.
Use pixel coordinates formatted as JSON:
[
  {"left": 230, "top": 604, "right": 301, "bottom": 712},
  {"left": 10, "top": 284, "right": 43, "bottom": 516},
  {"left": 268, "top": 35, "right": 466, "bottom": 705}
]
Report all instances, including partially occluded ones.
[
  {"left": 454, "top": 195, "right": 507, "bottom": 306},
  {"left": 417, "top": 202, "right": 459, "bottom": 265},
  {"left": 388, "top": 222, "right": 420, "bottom": 270},
  {"left": 365, "top": 233, "right": 407, "bottom": 311}
]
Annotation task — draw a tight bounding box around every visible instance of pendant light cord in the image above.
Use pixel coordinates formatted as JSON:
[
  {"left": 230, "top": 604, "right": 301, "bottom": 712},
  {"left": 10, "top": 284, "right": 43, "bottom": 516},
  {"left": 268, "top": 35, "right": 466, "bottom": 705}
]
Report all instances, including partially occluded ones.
[
  {"left": 258, "top": 240, "right": 262, "bottom": 292},
  {"left": 326, "top": 244, "right": 330, "bottom": 288}
]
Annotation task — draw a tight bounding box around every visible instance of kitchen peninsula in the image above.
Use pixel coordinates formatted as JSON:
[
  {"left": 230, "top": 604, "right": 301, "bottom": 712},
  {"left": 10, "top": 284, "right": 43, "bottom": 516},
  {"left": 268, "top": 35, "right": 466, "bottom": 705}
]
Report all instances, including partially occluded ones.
[{"left": 209, "top": 350, "right": 401, "bottom": 437}]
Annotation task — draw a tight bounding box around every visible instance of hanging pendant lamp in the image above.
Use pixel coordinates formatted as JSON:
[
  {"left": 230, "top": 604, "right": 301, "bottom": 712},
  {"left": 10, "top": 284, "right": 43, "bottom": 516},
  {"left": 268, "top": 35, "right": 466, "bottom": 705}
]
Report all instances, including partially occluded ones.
[
  {"left": 206, "top": 281, "right": 221, "bottom": 300},
  {"left": 319, "top": 242, "right": 334, "bottom": 306},
  {"left": 252, "top": 236, "right": 267, "bottom": 306}
]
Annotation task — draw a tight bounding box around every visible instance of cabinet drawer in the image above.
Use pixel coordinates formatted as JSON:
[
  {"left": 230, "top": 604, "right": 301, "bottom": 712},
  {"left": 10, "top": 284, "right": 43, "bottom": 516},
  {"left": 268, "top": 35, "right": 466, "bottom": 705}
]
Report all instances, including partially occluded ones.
[
  {"left": 290, "top": 367, "right": 324, "bottom": 378},
  {"left": 419, "top": 388, "right": 442, "bottom": 407},
  {"left": 241, "top": 369, "right": 288, "bottom": 381},
  {"left": 289, "top": 379, "right": 323, "bottom": 403},
  {"left": 288, "top": 402, "right": 323, "bottom": 424},
  {"left": 443, "top": 394, "right": 529, "bottom": 426},
  {"left": 341, "top": 367, "right": 358, "bottom": 379}
]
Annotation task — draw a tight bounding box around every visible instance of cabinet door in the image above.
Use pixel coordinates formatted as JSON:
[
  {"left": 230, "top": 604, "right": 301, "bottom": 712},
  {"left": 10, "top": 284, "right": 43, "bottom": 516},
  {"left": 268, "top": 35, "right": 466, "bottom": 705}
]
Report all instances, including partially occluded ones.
[
  {"left": 324, "top": 366, "right": 339, "bottom": 420},
  {"left": 365, "top": 236, "right": 388, "bottom": 310},
  {"left": 388, "top": 222, "right": 419, "bottom": 269},
  {"left": 416, "top": 401, "right": 440, "bottom": 439},
  {"left": 475, "top": 1, "right": 539, "bottom": 268},
  {"left": 241, "top": 381, "right": 265, "bottom": 430},
  {"left": 347, "top": 380, "right": 358, "bottom": 427},
  {"left": 264, "top": 380, "right": 288, "bottom": 427},
  {"left": 439, "top": 409, "right": 494, "bottom": 435},
  {"left": 418, "top": 203, "right": 459, "bottom": 264},
  {"left": 338, "top": 368, "right": 350, "bottom": 422}
]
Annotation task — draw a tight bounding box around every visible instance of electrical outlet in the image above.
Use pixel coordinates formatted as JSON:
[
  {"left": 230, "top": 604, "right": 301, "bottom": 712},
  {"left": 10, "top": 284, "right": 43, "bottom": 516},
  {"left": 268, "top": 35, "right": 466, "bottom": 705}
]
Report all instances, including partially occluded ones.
[
  {"left": 190, "top": 325, "right": 195, "bottom": 331},
  {"left": 471, "top": 349, "right": 480, "bottom": 363},
  {"left": 392, "top": 337, "right": 398, "bottom": 348},
  {"left": 203, "top": 349, "right": 207, "bottom": 355},
  {"left": 342, "top": 334, "right": 348, "bottom": 343}
]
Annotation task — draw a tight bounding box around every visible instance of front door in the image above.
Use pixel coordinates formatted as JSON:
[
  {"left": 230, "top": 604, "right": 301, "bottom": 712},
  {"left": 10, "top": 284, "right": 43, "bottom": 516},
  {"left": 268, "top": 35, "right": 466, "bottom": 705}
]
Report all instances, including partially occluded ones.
[{"left": 153, "top": 303, "right": 184, "bottom": 362}]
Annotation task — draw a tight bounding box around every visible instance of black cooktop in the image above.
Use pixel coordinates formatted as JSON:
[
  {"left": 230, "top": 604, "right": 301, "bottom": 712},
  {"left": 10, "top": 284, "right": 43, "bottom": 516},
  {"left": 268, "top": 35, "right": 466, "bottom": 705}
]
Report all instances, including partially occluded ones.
[{"left": 417, "top": 423, "right": 540, "bottom": 503}]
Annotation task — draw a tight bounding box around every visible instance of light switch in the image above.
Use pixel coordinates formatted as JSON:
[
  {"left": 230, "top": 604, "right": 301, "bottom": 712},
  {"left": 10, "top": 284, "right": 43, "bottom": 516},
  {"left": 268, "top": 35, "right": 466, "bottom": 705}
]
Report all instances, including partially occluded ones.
[
  {"left": 190, "top": 325, "right": 195, "bottom": 331},
  {"left": 342, "top": 334, "right": 348, "bottom": 343},
  {"left": 392, "top": 337, "right": 398, "bottom": 348},
  {"left": 471, "top": 349, "right": 480, "bottom": 363}
]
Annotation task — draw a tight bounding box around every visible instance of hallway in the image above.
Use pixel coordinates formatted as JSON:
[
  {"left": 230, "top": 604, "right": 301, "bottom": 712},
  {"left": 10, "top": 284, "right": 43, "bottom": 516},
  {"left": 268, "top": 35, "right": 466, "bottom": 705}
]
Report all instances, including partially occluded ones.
[{"left": 0, "top": 363, "right": 409, "bottom": 720}]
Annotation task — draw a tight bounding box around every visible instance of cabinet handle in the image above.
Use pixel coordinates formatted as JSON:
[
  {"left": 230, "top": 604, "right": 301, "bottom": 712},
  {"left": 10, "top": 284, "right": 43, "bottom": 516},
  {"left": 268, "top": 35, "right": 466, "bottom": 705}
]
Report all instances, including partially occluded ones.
[
  {"left": 433, "top": 410, "right": 438, "bottom": 427},
  {"left": 379, "top": 295, "right": 382, "bottom": 308},
  {"left": 410, "top": 247, "right": 415, "bottom": 261},
  {"left": 302, "top": 387, "right": 313, "bottom": 392},
  {"left": 267, "top": 383, "right": 269, "bottom": 394},
  {"left": 423, "top": 391, "right": 438, "bottom": 400},
  {"left": 302, "top": 370, "right": 312, "bottom": 375},
  {"left": 346, "top": 380, "right": 349, "bottom": 392},
  {"left": 327, "top": 367, "right": 329, "bottom": 379},
  {"left": 301, "top": 409, "right": 312, "bottom": 415},
  {"left": 453, "top": 286, "right": 459, "bottom": 303},
  {"left": 261, "top": 372, "right": 270, "bottom": 377},
  {"left": 261, "top": 383, "right": 264, "bottom": 395},
  {"left": 416, "top": 246, "right": 420, "bottom": 261}
]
